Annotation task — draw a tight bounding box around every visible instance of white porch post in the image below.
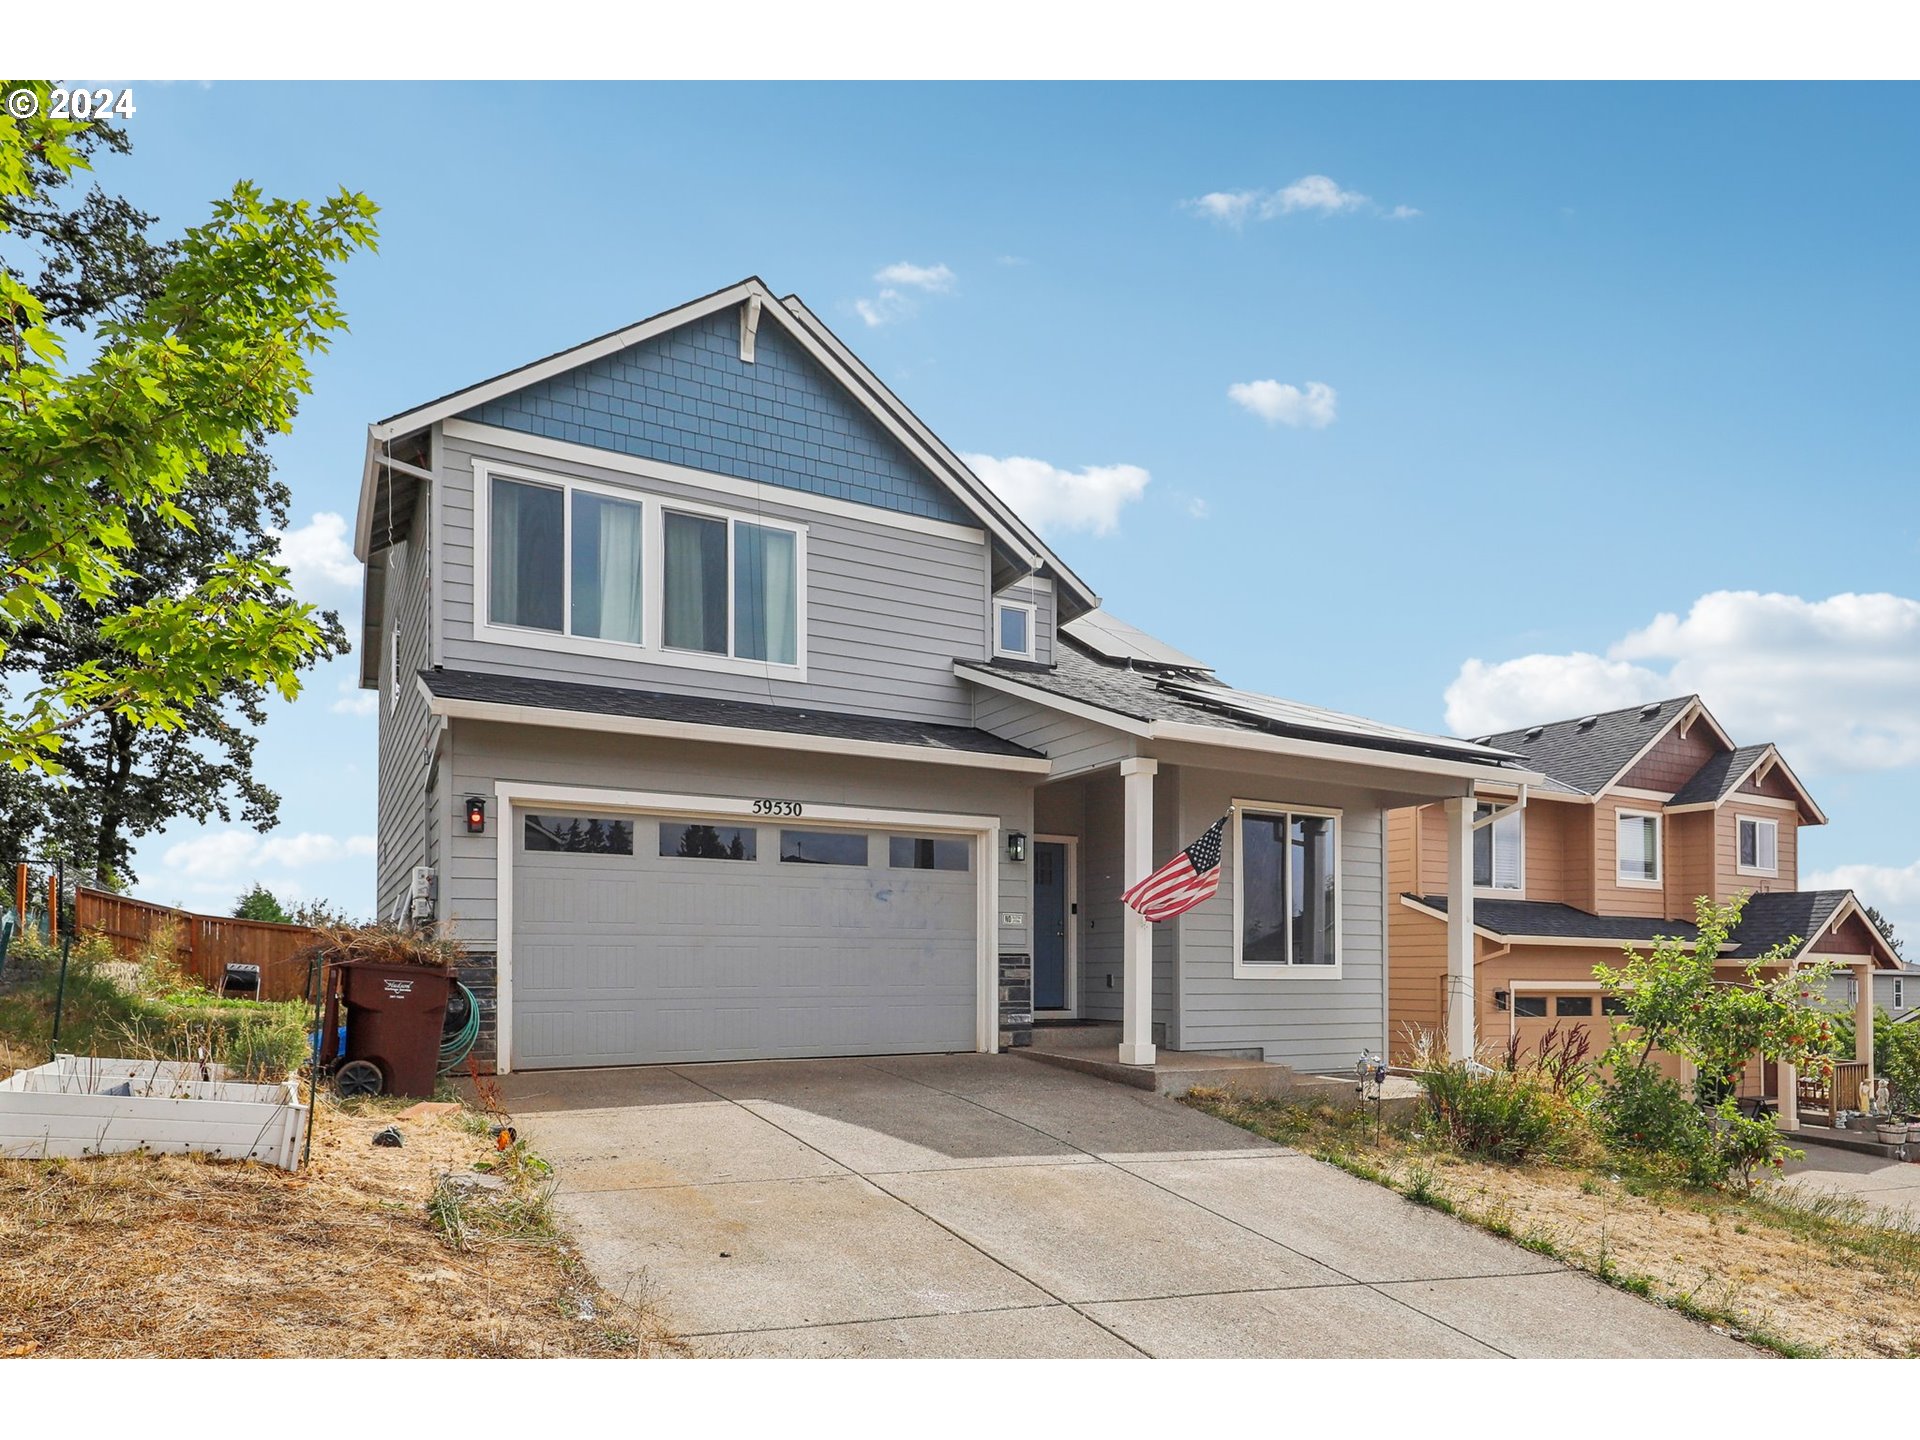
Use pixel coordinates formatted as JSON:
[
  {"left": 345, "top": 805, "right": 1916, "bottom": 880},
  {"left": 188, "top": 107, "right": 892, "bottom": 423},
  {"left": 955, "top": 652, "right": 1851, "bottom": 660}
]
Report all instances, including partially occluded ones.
[
  {"left": 1119, "top": 757, "right": 1158, "bottom": 1066},
  {"left": 1855, "top": 962, "right": 1875, "bottom": 1093},
  {"left": 1776, "top": 1061, "right": 1798, "bottom": 1132},
  {"left": 1444, "top": 795, "right": 1476, "bottom": 1062}
]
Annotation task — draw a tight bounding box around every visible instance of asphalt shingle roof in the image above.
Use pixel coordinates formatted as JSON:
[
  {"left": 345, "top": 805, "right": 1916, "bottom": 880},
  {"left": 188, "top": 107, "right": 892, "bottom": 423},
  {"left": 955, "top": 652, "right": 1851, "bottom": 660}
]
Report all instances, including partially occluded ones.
[
  {"left": 420, "top": 669, "right": 1042, "bottom": 759},
  {"left": 1667, "top": 744, "right": 1773, "bottom": 807},
  {"left": 958, "top": 640, "right": 1529, "bottom": 768},
  {"left": 1412, "top": 888, "right": 1873, "bottom": 963},
  {"left": 1470, "top": 695, "right": 1698, "bottom": 796}
]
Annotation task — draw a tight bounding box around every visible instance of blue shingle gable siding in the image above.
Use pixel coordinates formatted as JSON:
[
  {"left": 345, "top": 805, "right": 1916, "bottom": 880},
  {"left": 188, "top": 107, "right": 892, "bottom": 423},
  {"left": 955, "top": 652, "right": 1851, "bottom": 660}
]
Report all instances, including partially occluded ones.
[{"left": 461, "top": 309, "right": 973, "bottom": 526}]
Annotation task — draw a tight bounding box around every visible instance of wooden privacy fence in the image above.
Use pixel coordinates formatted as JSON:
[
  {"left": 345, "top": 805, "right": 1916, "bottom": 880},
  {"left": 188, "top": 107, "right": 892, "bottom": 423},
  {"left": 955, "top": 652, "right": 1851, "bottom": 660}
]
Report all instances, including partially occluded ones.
[{"left": 72, "top": 887, "right": 322, "bottom": 1003}]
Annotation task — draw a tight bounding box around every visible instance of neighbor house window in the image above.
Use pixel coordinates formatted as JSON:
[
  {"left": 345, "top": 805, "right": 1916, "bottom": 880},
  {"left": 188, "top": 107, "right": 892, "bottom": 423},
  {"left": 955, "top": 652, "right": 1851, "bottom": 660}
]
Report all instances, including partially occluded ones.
[
  {"left": 659, "top": 820, "right": 757, "bottom": 861},
  {"left": 1737, "top": 816, "right": 1778, "bottom": 876},
  {"left": 1617, "top": 810, "right": 1661, "bottom": 884},
  {"left": 1472, "top": 803, "right": 1524, "bottom": 892},
  {"left": 1234, "top": 806, "right": 1339, "bottom": 972},
  {"left": 1894, "top": 979, "right": 1904, "bottom": 1009},
  {"left": 662, "top": 510, "right": 800, "bottom": 665},
  {"left": 779, "top": 830, "right": 868, "bottom": 866},
  {"left": 1512, "top": 995, "right": 1548, "bottom": 1018},
  {"left": 524, "top": 814, "right": 635, "bottom": 855},
  {"left": 889, "top": 836, "right": 970, "bottom": 871},
  {"left": 1602, "top": 996, "right": 1630, "bottom": 1017},
  {"left": 1556, "top": 996, "right": 1595, "bottom": 1017},
  {"left": 993, "top": 599, "right": 1034, "bottom": 660},
  {"left": 487, "top": 471, "right": 644, "bottom": 645}
]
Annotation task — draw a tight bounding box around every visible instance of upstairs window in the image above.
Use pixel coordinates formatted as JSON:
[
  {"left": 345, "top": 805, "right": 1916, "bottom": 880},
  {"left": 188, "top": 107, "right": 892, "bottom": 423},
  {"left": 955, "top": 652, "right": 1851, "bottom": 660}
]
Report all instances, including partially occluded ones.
[
  {"left": 488, "top": 473, "right": 643, "bottom": 645},
  {"left": 1737, "top": 816, "right": 1778, "bottom": 876},
  {"left": 994, "top": 599, "right": 1035, "bottom": 660},
  {"left": 662, "top": 510, "right": 800, "bottom": 666},
  {"left": 1472, "top": 803, "right": 1524, "bottom": 892},
  {"left": 1617, "top": 810, "right": 1661, "bottom": 885}
]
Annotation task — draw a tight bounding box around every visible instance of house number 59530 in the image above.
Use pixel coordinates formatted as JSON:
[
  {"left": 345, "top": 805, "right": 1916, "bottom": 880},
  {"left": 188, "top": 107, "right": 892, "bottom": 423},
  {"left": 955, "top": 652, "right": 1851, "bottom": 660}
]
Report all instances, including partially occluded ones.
[{"left": 752, "top": 799, "right": 803, "bottom": 817}]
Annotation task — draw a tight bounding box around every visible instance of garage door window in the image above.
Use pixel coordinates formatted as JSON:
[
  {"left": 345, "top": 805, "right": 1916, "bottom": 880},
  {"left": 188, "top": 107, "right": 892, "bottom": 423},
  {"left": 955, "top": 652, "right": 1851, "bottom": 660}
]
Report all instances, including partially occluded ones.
[
  {"left": 780, "top": 830, "right": 868, "bottom": 866},
  {"left": 889, "top": 836, "right": 970, "bottom": 871},
  {"left": 1555, "top": 996, "right": 1595, "bottom": 1017},
  {"left": 1512, "top": 995, "right": 1548, "bottom": 1017},
  {"left": 524, "top": 813, "right": 634, "bottom": 854},
  {"left": 660, "top": 820, "right": 757, "bottom": 861}
]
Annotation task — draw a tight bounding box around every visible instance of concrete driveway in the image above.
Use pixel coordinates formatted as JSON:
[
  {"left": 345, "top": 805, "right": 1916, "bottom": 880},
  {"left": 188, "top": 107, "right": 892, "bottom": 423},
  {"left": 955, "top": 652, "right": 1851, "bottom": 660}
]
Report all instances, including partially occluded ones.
[
  {"left": 1779, "top": 1145, "right": 1920, "bottom": 1219},
  {"left": 503, "top": 1053, "right": 1749, "bottom": 1358}
]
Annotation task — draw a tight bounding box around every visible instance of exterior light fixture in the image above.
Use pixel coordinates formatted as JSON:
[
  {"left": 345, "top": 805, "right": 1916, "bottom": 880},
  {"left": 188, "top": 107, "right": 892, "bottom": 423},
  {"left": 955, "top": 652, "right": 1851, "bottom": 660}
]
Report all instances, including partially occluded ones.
[
  {"left": 1006, "top": 831, "right": 1027, "bottom": 863},
  {"left": 465, "top": 796, "right": 487, "bottom": 834}
]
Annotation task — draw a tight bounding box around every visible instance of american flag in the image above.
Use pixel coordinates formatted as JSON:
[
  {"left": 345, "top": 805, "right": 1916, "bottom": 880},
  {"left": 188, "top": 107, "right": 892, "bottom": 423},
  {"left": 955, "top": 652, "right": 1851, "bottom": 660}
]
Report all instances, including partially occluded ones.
[{"left": 1121, "top": 816, "right": 1227, "bottom": 922}]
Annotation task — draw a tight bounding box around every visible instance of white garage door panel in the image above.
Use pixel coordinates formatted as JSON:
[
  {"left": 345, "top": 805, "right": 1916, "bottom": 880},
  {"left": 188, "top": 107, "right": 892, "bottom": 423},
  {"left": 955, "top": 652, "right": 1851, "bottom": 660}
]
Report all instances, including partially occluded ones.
[{"left": 512, "top": 812, "right": 977, "bottom": 1069}]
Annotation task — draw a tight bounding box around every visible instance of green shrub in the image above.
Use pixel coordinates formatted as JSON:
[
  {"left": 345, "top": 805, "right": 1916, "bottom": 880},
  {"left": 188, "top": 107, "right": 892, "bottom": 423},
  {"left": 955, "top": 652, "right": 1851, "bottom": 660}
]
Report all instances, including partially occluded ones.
[
  {"left": 1596, "top": 1065, "right": 1797, "bottom": 1188},
  {"left": 1418, "top": 1062, "right": 1562, "bottom": 1163},
  {"left": 1711, "top": 1099, "right": 1800, "bottom": 1188}
]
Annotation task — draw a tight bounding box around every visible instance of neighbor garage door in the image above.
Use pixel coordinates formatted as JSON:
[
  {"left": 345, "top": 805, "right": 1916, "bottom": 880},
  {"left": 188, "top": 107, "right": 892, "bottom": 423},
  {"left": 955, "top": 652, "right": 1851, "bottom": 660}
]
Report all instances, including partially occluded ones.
[{"left": 509, "top": 806, "right": 979, "bottom": 1069}]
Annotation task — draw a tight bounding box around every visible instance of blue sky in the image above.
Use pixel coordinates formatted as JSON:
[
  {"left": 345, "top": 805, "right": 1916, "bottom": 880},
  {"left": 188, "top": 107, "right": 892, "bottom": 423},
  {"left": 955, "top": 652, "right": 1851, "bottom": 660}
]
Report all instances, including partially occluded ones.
[{"left": 91, "top": 82, "right": 1919, "bottom": 939}]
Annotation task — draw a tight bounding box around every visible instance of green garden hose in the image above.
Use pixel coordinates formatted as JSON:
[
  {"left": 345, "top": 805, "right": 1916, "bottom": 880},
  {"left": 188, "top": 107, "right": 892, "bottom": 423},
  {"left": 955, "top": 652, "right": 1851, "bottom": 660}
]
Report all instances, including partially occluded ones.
[{"left": 439, "top": 981, "right": 481, "bottom": 1072}]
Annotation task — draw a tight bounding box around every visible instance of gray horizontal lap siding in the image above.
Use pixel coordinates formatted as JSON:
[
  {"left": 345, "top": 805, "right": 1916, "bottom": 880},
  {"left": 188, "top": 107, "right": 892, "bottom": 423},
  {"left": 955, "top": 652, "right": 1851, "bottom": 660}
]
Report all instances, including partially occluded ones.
[
  {"left": 440, "top": 720, "right": 1036, "bottom": 965},
  {"left": 463, "top": 306, "right": 974, "bottom": 527},
  {"left": 1176, "top": 766, "right": 1386, "bottom": 1072},
  {"left": 376, "top": 487, "right": 438, "bottom": 925},
  {"left": 438, "top": 430, "right": 990, "bottom": 726}
]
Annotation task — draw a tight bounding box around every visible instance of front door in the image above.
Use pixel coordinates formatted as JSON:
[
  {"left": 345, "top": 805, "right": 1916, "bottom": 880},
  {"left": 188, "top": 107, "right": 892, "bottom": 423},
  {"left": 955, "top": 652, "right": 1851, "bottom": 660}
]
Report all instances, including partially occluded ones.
[{"left": 1034, "top": 841, "right": 1069, "bottom": 1011}]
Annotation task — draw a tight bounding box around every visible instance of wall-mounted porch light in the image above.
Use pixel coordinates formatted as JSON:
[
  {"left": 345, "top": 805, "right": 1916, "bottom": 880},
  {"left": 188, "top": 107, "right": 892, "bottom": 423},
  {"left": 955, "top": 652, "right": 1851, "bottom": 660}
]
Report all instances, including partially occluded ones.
[
  {"left": 1006, "top": 831, "right": 1027, "bottom": 863},
  {"left": 465, "top": 796, "right": 487, "bottom": 834}
]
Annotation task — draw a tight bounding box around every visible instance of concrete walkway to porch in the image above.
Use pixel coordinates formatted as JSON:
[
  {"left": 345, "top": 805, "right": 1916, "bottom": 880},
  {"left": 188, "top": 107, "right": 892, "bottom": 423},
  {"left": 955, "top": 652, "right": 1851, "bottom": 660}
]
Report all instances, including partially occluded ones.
[{"left": 503, "top": 1052, "right": 1748, "bottom": 1358}]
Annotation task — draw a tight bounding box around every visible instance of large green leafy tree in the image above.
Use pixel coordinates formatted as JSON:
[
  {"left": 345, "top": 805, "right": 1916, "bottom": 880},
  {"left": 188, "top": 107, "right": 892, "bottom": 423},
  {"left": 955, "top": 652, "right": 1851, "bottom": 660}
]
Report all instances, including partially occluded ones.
[{"left": 0, "top": 82, "right": 373, "bottom": 878}]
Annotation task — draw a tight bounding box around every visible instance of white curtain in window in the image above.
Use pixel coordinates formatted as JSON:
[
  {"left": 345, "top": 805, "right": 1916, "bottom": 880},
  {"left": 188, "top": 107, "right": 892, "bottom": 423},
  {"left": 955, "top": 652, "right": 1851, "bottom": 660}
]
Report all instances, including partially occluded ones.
[
  {"left": 734, "top": 522, "right": 797, "bottom": 665},
  {"left": 596, "top": 497, "right": 644, "bottom": 645},
  {"left": 1619, "top": 815, "right": 1656, "bottom": 880},
  {"left": 1492, "top": 812, "right": 1523, "bottom": 890},
  {"left": 664, "top": 512, "right": 727, "bottom": 653}
]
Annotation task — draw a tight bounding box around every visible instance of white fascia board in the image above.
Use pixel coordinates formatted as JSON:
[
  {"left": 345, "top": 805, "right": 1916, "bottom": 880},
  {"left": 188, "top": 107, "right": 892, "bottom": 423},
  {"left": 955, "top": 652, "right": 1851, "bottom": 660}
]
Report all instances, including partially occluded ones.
[
  {"left": 421, "top": 683, "right": 1050, "bottom": 775},
  {"left": 353, "top": 427, "right": 381, "bottom": 561}
]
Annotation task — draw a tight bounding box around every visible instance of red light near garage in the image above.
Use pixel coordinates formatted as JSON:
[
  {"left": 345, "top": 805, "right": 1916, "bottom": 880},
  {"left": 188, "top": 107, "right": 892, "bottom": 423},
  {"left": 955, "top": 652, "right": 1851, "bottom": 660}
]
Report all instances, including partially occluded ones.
[{"left": 465, "top": 797, "right": 486, "bottom": 834}]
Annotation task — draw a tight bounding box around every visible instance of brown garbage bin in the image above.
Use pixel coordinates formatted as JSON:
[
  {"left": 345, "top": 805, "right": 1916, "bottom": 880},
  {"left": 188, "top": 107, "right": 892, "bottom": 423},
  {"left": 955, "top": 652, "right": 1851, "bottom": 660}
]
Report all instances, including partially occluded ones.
[{"left": 335, "top": 960, "right": 454, "bottom": 1098}]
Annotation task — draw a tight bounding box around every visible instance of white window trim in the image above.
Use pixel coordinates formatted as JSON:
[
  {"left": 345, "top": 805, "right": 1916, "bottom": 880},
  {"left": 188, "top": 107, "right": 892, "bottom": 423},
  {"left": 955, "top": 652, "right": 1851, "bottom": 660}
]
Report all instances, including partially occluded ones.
[
  {"left": 993, "top": 598, "right": 1036, "bottom": 660},
  {"left": 1473, "top": 803, "right": 1525, "bottom": 897},
  {"left": 1230, "top": 798, "right": 1344, "bottom": 980},
  {"left": 1893, "top": 978, "right": 1904, "bottom": 1009},
  {"left": 1735, "top": 814, "right": 1779, "bottom": 877},
  {"left": 471, "top": 457, "right": 809, "bottom": 679},
  {"left": 1616, "top": 808, "right": 1663, "bottom": 888},
  {"left": 388, "top": 626, "right": 400, "bottom": 716}
]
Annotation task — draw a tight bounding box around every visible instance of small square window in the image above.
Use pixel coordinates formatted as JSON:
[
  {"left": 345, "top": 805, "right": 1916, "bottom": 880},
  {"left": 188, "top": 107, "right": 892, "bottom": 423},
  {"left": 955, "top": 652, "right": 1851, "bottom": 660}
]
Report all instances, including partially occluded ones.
[
  {"left": 1617, "top": 811, "right": 1661, "bottom": 884},
  {"left": 994, "top": 600, "right": 1034, "bottom": 659},
  {"left": 1737, "top": 816, "right": 1778, "bottom": 875}
]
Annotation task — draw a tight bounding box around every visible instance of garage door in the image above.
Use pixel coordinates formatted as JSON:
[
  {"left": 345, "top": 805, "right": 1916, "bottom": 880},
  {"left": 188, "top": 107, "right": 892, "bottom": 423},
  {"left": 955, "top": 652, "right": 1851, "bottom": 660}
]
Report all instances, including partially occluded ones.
[{"left": 509, "top": 807, "right": 979, "bottom": 1069}]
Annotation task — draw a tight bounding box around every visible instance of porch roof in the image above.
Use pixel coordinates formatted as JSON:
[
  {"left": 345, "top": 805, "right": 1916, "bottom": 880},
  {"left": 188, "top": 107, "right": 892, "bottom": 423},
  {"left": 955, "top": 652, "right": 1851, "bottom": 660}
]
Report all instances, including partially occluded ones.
[{"left": 957, "top": 639, "right": 1537, "bottom": 779}]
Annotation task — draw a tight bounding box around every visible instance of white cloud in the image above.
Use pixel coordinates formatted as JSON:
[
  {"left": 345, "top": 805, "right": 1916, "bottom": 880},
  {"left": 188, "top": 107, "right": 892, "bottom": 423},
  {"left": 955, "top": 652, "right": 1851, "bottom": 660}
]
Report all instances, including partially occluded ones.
[
  {"left": 162, "top": 829, "right": 375, "bottom": 885},
  {"left": 1227, "top": 379, "right": 1339, "bottom": 428},
  {"left": 1274, "top": 174, "right": 1369, "bottom": 215},
  {"left": 856, "top": 262, "right": 955, "bottom": 326},
  {"left": 961, "top": 453, "right": 1150, "bottom": 538},
  {"left": 1187, "top": 497, "right": 1211, "bottom": 520},
  {"left": 874, "top": 261, "right": 954, "bottom": 292},
  {"left": 271, "top": 511, "right": 359, "bottom": 596},
  {"left": 1443, "top": 591, "right": 1920, "bottom": 771},
  {"left": 1185, "top": 175, "right": 1415, "bottom": 226},
  {"left": 330, "top": 675, "right": 378, "bottom": 717}
]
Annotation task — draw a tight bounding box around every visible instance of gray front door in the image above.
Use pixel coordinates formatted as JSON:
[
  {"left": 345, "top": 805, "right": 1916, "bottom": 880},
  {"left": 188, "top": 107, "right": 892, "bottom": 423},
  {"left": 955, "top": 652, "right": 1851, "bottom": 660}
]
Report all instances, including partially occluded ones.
[
  {"left": 511, "top": 808, "right": 978, "bottom": 1069},
  {"left": 1033, "top": 841, "right": 1068, "bottom": 1010}
]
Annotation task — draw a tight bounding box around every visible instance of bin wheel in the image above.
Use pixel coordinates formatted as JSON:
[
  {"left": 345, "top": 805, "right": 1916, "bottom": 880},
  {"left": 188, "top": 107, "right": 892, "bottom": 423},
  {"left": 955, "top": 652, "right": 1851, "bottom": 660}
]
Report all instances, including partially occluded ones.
[{"left": 334, "top": 1060, "right": 385, "bottom": 1098}]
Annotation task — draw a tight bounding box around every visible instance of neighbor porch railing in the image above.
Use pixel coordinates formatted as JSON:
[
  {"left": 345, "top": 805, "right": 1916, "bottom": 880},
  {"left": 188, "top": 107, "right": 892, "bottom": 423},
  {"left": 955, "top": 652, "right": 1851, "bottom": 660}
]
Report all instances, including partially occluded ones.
[{"left": 1795, "top": 1059, "right": 1871, "bottom": 1124}]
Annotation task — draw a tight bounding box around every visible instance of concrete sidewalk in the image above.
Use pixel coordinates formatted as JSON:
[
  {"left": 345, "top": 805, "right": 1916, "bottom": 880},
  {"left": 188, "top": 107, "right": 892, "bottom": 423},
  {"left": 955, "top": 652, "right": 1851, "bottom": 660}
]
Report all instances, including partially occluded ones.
[{"left": 503, "top": 1053, "right": 1751, "bottom": 1359}]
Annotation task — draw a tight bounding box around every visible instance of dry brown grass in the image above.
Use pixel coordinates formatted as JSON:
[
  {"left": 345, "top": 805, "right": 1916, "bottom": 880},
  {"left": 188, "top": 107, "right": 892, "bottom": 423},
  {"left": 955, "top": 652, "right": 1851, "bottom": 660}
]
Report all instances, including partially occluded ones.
[
  {"left": 1190, "top": 1089, "right": 1920, "bottom": 1359},
  {"left": 0, "top": 1096, "right": 684, "bottom": 1358}
]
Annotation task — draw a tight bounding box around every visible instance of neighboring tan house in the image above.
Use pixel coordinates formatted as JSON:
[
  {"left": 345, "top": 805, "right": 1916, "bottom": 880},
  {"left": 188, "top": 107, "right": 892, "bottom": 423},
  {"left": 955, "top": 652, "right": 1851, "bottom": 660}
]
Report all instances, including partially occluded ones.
[
  {"left": 354, "top": 277, "right": 1534, "bottom": 1077},
  {"left": 1386, "top": 695, "right": 1904, "bottom": 1113}
]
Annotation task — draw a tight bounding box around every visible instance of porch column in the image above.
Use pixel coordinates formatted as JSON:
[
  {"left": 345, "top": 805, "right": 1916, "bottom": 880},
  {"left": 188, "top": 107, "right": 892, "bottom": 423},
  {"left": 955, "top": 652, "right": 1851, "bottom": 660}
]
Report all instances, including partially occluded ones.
[
  {"left": 1118, "top": 757, "right": 1158, "bottom": 1066},
  {"left": 1855, "top": 962, "right": 1875, "bottom": 1094},
  {"left": 1776, "top": 1061, "right": 1798, "bottom": 1132},
  {"left": 1444, "top": 795, "right": 1476, "bottom": 1062}
]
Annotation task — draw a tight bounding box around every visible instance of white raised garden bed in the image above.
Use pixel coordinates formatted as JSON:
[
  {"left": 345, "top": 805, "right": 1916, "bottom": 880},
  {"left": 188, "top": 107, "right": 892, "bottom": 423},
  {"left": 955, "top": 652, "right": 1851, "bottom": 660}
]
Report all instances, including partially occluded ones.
[{"left": 0, "top": 1054, "right": 307, "bottom": 1170}]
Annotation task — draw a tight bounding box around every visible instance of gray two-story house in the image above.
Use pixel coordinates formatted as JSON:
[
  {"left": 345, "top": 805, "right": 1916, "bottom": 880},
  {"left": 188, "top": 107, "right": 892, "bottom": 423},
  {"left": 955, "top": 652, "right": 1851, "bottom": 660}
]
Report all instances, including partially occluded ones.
[{"left": 355, "top": 278, "right": 1535, "bottom": 1077}]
